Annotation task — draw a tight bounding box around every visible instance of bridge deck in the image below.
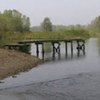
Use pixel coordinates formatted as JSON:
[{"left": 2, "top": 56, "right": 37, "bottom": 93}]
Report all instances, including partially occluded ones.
[
  {"left": 18, "top": 38, "right": 85, "bottom": 44},
  {"left": 3, "top": 38, "right": 85, "bottom": 60}
]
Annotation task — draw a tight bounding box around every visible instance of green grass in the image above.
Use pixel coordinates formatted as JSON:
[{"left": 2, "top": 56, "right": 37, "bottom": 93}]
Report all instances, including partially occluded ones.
[{"left": 0, "top": 29, "right": 90, "bottom": 47}]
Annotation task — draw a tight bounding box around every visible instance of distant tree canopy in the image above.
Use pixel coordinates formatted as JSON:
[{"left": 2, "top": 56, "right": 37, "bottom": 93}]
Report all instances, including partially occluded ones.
[
  {"left": 0, "top": 9, "right": 30, "bottom": 32},
  {"left": 41, "top": 17, "right": 52, "bottom": 32},
  {"left": 88, "top": 16, "right": 100, "bottom": 36}
]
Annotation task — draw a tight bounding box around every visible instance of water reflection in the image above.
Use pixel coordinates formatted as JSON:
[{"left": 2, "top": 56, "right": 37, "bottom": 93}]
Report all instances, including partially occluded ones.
[
  {"left": 31, "top": 42, "right": 85, "bottom": 61},
  {"left": 97, "top": 38, "right": 100, "bottom": 55},
  {"left": 52, "top": 51, "right": 85, "bottom": 61}
]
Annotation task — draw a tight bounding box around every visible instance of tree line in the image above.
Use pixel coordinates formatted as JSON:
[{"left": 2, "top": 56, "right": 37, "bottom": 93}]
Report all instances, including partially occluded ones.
[
  {"left": 0, "top": 9, "right": 52, "bottom": 33},
  {"left": 32, "top": 16, "right": 100, "bottom": 37},
  {"left": 0, "top": 9, "right": 100, "bottom": 37}
]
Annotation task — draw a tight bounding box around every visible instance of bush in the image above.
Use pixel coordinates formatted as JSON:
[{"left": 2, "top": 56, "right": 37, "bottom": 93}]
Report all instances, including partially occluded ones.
[{"left": 19, "top": 44, "right": 31, "bottom": 54}]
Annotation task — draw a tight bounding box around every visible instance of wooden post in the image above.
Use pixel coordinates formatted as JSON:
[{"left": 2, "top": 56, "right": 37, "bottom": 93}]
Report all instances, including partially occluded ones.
[
  {"left": 76, "top": 41, "right": 85, "bottom": 56},
  {"left": 82, "top": 41, "right": 85, "bottom": 55},
  {"left": 71, "top": 41, "right": 73, "bottom": 57},
  {"left": 52, "top": 42, "right": 56, "bottom": 60},
  {"left": 52, "top": 42, "right": 61, "bottom": 60},
  {"left": 36, "top": 43, "right": 39, "bottom": 57},
  {"left": 77, "top": 41, "right": 80, "bottom": 57},
  {"left": 57, "top": 42, "right": 60, "bottom": 54},
  {"left": 42, "top": 43, "right": 45, "bottom": 60},
  {"left": 65, "top": 42, "right": 68, "bottom": 57}
]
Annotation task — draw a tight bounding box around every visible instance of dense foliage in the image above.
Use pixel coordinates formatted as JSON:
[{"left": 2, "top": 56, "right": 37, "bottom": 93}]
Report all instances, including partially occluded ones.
[{"left": 0, "top": 9, "right": 30, "bottom": 32}]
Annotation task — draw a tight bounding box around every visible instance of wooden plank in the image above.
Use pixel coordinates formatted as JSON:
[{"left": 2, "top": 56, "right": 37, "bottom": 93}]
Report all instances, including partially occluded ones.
[
  {"left": 4, "top": 43, "right": 29, "bottom": 47},
  {"left": 18, "top": 39, "right": 85, "bottom": 44}
]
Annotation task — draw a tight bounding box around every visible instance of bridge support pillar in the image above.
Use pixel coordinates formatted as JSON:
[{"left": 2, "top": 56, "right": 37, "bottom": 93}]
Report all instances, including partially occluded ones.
[
  {"left": 65, "top": 42, "right": 68, "bottom": 57},
  {"left": 71, "top": 41, "right": 73, "bottom": 57},
  {"left": 35, "top": 43, "right": 39, "bottom": 57},
  {"left": 76, "top": 41, "right": 85, "bottom": 56},
  {"left": 52, "top": 42, "right": 61, "bottom": 59},
  {"left": 42, "top": 43, "right": 45, "bottom": 60},
  {"left": 35, "top": 42, "right": 45, "bottom": 59}
]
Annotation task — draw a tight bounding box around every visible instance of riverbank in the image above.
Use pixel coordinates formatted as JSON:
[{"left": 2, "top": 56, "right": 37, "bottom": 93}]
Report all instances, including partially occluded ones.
[
  {"left": 0, "top": 31, "right": 89, "bottom": 47},
  {"left": 0, "top": 48, "right": 41, "bottom": 80}
]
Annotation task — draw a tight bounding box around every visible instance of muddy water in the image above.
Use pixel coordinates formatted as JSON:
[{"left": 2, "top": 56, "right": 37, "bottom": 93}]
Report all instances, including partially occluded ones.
[{"left": 0, "top": 38, "right": 100, "bottom": 100}]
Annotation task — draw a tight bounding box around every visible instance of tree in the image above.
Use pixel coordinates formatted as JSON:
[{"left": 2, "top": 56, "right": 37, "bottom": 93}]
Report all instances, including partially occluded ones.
[
  {"left": 0, "top": 9, "right": 30, "bottom": 32},
  {"left": 22, "top": 15, "right": 30, "bottom": 32},
  {"left": 41, "top": 17, "right": 52, "bottom": 32},
  {"left": 88, "top": 16, "right": 100, "bottom": 35},
  {"left": 0, "top": 14, "right": 7, "bottom": 31}
]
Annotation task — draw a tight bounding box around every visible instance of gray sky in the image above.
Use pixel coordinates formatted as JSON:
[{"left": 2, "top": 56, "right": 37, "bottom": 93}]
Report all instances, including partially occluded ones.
[{"left": 0, "top": 0, "right": 100, "bottom": 26}]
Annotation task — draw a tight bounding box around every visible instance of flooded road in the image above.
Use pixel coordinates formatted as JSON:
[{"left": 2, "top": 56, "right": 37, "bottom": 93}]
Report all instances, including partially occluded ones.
[{"left": 0, "top": 38, "right": 100, "bottom": 100}]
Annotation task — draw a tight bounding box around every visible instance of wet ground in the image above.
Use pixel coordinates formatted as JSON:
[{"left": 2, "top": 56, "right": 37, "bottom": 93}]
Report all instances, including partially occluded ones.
[{"left": 1, "top": 72, "right": 100, "bottom": 100}]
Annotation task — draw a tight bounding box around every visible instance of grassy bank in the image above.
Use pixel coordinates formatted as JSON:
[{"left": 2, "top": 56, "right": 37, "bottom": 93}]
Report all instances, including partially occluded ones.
[
  {"left": 0, "top": 29, "right": 90, "bottom": 47},
  {"left": 0, "top": 48, "right": 41, "bottom": 80}
]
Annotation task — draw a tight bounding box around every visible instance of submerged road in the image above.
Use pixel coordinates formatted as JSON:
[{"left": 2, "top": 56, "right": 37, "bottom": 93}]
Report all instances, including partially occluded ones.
[{"left": 0, "top": 71, "right": 100, "bottom": 100}]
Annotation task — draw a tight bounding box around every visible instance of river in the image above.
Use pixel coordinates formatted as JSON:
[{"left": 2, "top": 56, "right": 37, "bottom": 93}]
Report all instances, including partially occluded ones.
[{"left": 0, "top": 38, "right": 100, "bottom": 100}]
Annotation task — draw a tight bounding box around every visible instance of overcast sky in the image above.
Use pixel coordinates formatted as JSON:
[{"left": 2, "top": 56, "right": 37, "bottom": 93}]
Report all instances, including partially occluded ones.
[{"left": 0, "top": 0, "right": 100, "bottom": 26}]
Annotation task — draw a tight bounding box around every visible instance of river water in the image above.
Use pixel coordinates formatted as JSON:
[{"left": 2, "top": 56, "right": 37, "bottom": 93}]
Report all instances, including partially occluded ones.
[{"left": 0, "top": 38, "right": 100, "bottom": 100}]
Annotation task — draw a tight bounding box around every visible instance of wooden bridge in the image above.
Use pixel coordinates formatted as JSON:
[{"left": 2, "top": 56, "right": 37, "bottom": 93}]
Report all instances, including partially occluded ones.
[{"left": 4, "top": 38, "right": 85, "bottom": 59}]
